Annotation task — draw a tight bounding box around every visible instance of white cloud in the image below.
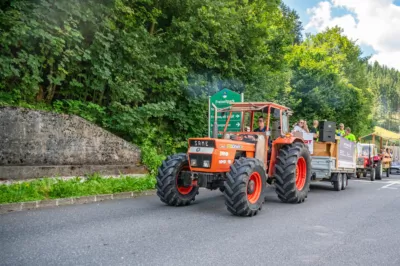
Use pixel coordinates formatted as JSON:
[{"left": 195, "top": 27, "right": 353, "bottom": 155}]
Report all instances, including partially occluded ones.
[{"left": 305, "top": 0, "right": 400, "bottom": 70}]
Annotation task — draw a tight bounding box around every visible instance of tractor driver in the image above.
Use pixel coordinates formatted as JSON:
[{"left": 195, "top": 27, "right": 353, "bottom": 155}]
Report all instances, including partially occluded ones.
[
  {"left": 243, "top": 117, "right": 266, "bottom": 140},
  {"left": 253, "top": 116, "right": 272, "bottom": 148},
  {"left": 254, "top": 116, "right": 267, "bottom": 132}
]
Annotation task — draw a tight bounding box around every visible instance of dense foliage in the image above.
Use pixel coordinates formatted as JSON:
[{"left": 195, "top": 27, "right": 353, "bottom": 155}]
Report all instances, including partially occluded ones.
[{"left": 1, "top": 0, "right": 399, "bottom": 163}]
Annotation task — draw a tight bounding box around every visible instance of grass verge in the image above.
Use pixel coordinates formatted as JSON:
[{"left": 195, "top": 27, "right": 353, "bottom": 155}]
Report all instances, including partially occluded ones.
[{"left": 0, "top": 174, "right": 156, "bottom": 204}]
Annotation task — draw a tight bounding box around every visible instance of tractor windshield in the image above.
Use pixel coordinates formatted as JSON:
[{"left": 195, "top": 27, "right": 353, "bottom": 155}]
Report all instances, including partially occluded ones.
[{"left": 357, "top": 144, "right": 376, "bottom": 157}]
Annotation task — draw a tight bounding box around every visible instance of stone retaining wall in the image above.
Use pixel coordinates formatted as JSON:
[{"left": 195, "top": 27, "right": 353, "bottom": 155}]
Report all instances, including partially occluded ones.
[{"left": 0, "top": 107, "right": 147, "bottom": 180}]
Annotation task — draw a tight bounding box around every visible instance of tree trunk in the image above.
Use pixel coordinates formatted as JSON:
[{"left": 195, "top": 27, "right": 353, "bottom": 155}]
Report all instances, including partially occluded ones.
[{"left": 36, "top": 86, "right": 44, "bottom": 101}]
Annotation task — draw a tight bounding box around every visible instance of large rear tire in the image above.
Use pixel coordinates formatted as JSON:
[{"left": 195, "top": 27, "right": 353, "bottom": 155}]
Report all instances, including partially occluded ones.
[
  {"left": 370, "top": 168, "right": 376, "bottom": 181},
  {"left": 156, "top": 153, "right": 199, "bottom": 206},
  {"left": 275, "top": 142, "right": 311, "bottom": 203},
  {"left": 224, "top": 158, "right": 266, "bottom": 217},
  {"left": 376, "top": 161, "right": 383, "bottom": 180}
]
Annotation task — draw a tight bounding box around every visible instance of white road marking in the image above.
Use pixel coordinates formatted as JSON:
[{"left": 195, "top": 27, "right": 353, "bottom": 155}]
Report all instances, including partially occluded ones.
[
  {"left": 351, "top": 179, "right": 400, "bottom": 190},
  {"left": 379, "top": 182, "right": 399, "bottom": 190},
  {"left": 351, "top": 179, "right": 389, "bottom": 184}
]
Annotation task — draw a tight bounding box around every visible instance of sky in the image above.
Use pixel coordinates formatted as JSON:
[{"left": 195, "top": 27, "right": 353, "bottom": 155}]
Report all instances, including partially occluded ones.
[{"left": 284, "top": 0, "right": 400, "bottom": 70}]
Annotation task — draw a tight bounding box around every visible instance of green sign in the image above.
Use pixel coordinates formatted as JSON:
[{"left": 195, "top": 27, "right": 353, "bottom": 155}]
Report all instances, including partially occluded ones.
[{"left": 208, "top": 88, "right": 243, "bottom": 137}]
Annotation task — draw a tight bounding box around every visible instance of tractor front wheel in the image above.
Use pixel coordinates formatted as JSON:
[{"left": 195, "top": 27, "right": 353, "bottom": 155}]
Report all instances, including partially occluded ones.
[
  {"left": 224, "top": 158, "right": 266, "bottom": 217},
  {"left": 156, "top": 153, "right": 199, "bottom": 206},
  {"left": 275, "top": 142, "right": 311, "bottom": 203},
  {"left": 363, "top": 171, "right": 367, "bottom": 178}
]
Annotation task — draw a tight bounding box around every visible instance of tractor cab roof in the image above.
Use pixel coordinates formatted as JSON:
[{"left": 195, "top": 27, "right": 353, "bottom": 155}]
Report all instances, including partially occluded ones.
[{"left": 217, "top": 102, "right": 292, "bottom": 114}]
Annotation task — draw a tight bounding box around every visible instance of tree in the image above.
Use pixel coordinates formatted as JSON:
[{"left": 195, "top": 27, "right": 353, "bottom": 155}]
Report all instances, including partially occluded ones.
[{"left": 286, "top": 27, "right": 374, "bottom": 136}]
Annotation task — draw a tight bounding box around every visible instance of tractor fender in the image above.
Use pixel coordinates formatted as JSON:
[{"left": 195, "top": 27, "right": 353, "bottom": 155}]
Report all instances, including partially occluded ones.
[{"left": 272, "top": 136, "right": 306, "bottom": 145}]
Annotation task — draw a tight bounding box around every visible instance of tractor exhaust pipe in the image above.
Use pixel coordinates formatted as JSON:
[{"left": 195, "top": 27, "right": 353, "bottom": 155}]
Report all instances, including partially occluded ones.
[{"left": 212, "top": 103, "right": 218, "bottom": 138}]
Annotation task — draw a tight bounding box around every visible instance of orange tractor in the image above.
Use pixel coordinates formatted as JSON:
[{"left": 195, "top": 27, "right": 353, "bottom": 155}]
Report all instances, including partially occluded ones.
[{"left": 156, "top": 102, "right": 312, "bottom": 217}]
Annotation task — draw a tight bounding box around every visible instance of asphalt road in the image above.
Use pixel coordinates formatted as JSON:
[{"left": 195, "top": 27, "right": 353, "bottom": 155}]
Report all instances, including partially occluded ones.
[{"left": 1, "top": 174, "right": 400, "bottom": 266}]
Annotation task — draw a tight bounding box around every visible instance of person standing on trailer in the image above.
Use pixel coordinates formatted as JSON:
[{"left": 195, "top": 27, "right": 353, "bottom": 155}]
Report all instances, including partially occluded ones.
[
  {"left": 309, "top": 120, "right": 319, "bottom": 141},
  {"left": 336, "top": 123, "right": 345, "bottom": 136},
  {"left": 292, "top": 119, "right": 309, "bottom": 133},
  {"left": 344, "top": 127, "right": 356, "bottom": 142}
]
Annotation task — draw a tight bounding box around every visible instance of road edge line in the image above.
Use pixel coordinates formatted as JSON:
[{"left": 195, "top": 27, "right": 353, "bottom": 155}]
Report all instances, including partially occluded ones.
[{"left": 0, "top": 189, "right": 157, "bottom": 215}]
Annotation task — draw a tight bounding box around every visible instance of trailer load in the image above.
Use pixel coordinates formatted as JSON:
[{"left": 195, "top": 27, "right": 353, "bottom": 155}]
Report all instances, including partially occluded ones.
[{"left": 294, "top": 128, "right": 357, "bottom": 191}]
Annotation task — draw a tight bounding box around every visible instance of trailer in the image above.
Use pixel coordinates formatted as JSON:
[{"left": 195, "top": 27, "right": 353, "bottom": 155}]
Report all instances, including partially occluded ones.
[{"left": 294, "top": 132, "right": 356, "bottom": 191}]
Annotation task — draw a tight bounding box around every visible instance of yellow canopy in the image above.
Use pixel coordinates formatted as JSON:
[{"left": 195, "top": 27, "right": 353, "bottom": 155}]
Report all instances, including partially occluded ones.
[
  {"left": 359, "top": 126, "right": 400, "bottom": 145},
  {"left": 373, "top": 126, "right": 400, "bottom": 140}
]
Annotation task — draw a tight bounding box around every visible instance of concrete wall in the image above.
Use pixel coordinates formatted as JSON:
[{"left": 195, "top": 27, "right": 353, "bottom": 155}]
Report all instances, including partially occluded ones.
[{"left": 0, "top": 107, "right": 147, "bottom": 180}]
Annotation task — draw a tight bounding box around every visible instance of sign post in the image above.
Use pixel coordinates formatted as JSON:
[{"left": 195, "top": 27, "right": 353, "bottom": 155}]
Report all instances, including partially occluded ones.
[{"left": 208, "top": 89, "right": 243, "bottom": 137}]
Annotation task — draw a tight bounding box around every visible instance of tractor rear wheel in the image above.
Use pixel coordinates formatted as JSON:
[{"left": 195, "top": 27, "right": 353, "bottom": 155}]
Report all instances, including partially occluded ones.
[
  {"left": 224, "top": 158, "right": 266, "bottom": 217},
  {"left": 375, "top": 161, "right": 383, "bottom": 180},
  {"left": 275, "top": 142, "right": 311, "bottom": 203},
  {"left": 156, "top": 153, "right": 199, "bottom": 206},
  {"left": 370, "top": 168, "right": 376, "bottom": 181}
]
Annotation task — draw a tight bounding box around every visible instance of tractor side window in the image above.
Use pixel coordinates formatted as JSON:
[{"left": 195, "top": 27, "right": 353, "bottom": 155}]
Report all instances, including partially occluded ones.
[{"left": 282, "top": 112, "right": 289, "bottom": 134}]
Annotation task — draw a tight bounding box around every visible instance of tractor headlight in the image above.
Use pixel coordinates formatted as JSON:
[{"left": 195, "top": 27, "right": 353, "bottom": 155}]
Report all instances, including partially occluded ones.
[
  {"left": 191, "top": 159, "right": 197, "bottom": 166},
  {"left": 203, "top": 160, "right": 210, "bottom": 168}
]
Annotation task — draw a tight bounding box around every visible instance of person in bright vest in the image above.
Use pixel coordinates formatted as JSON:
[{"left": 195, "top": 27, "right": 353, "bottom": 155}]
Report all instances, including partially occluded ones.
[
  {"left": 336, "top": 123, "right": 345, "bottom": 136},
  {"left": 344, "top": 127, "right": 356, "bottom": 142}
]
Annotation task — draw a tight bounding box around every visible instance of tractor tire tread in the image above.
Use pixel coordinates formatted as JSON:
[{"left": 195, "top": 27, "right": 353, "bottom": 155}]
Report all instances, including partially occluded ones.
[
  {"left": 156, "top": 153, "right": 198, "bottom": 206},
  {"left": 274, "top": 142, "right": 311, "bottom": 203},
  {"left": 224, "top": 158, "right": 265, "bottom": 217}
]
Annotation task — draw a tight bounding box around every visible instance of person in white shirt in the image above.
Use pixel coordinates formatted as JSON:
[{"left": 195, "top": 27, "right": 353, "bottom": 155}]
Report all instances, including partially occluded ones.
[{"left": 292, "top": 119, "right": 309, "bottom": 133}]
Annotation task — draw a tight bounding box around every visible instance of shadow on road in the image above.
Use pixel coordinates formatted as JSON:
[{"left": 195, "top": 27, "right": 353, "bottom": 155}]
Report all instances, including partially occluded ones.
[{"left": 309, "top": 183, "right": 335, "bottom": 191}]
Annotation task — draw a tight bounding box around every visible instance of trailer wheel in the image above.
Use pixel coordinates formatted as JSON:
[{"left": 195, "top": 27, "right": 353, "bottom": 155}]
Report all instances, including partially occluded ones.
[
  {"left": 356, "top": 172, "right": 361, "bottom": 178},
  {"left": 156, "top": 153, "right": 199, "bottom": 206},
  {"left": 333, "top": 173, "right": 342, "bottom": 191},
  {"left": 224, "top": 158, "right": 266, "bottom": 217},
  {"left": 375, "top": 161, "right": 383, "bottom": 180},
  {"left": 341, "top": 174, "right": 348, "bottom": 190},
  {"left": 370, "top": 168, "right": 376, "bottom": 181},
  {"left": 275, "top": 142, "right": 311, "bottom": 203}
]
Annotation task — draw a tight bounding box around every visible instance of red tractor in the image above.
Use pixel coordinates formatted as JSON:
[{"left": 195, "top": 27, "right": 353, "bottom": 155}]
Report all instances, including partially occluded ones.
[
  {"left": 356, "top": 143, "right": 387, "bottom": 181},
  {"left": 156, "top": 102, "right": 312, "bottom": 217}
]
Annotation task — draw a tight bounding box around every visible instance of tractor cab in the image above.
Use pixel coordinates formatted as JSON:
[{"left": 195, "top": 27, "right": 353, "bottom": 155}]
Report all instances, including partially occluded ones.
[
  {"left": 217, "top": 102, "right": 291, "bottom": 142},
  {"left": 211, "top": 102, "right": 293, "bottom": 172}
]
